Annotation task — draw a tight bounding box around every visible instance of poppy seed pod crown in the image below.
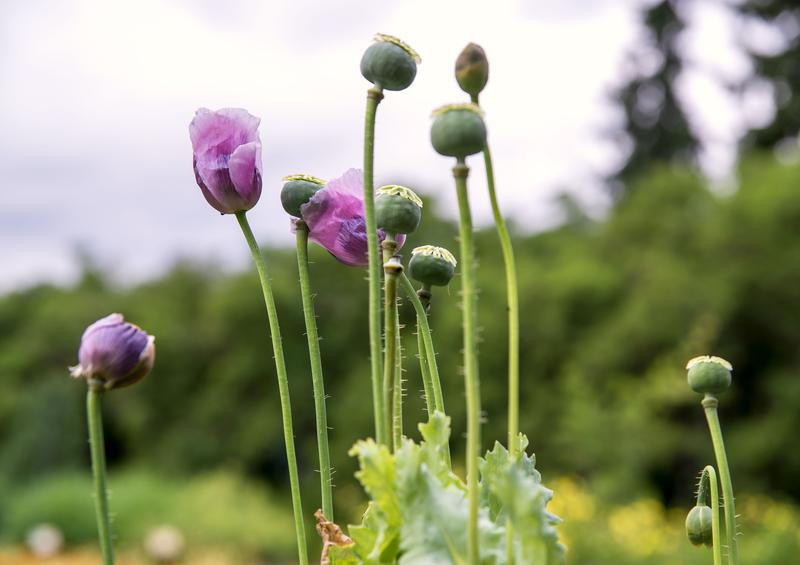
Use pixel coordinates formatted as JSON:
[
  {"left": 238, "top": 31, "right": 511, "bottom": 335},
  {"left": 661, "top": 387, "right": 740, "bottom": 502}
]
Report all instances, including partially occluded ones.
[
  {"left": 375, "top": 185, "right": 423, "bottom": 236},
  {"left": 281, "top": 174, "right": 326, "bottom": 218},
  {"left": 430, "top": 104, "right": 487, "bottom": 159},
  {"left": 409, "top": 245, "right": 457, "bottom": 287},
  {"left": 686, "top": 355, "right": 732, "bottom": 395},
  {"left": 360, "top": 34, "right": 420, "bottom": 91}
]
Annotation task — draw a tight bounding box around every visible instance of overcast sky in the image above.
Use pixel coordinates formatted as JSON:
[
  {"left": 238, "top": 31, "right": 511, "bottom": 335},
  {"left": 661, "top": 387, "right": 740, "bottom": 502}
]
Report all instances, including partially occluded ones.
[{"left": 0, "top": 0, "right": 768, "bottom": 291}]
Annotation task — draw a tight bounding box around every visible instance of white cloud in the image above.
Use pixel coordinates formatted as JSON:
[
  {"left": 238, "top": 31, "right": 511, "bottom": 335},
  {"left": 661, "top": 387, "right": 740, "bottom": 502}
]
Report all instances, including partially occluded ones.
[{"left": 0, "top": 0, "right": 754, "bottom": 291}]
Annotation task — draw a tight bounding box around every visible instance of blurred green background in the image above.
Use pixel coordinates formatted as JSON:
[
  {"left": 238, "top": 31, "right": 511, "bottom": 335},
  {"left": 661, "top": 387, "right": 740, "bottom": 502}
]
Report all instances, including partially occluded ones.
[
  {"left": 3, "top": 0, "right": 800, "bottom": 563},
  {"left": 2, "top": 154, "right": 800, "bottom": 562}
]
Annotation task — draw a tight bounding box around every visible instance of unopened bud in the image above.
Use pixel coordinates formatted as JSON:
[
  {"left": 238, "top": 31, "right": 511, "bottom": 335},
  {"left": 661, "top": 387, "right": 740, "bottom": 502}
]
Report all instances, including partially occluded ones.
[
  {"left": 70, "top": 314, "right": 155, "bottom": 391},
  {"left": 455, "top": 43, "right": 489, "bottom": 99},
  {"left": 685, "top": 505, "right": 713, "bottom": 547}
]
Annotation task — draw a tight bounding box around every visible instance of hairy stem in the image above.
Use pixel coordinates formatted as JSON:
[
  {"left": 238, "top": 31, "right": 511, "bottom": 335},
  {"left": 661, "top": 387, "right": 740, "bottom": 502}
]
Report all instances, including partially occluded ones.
[
  {"left": 702, "top": 395, "right": 738, "bottom": 565},
  {"left": 472, "top": 94, "right": 520, "bottom": 457},
  {"left": 382, "top": 235, "right": 400, "bottom": 451},
  {"left": 415, "top": 316, "right": 435, "bottom": 417},
  {"left": 393, "top": 315, "right": 404, "bottom": 448},
  {"left": 236, "top": 212, "right": 308, "bottom": 565},
  {"left": 699, "top": 465, "right": 723, "bottom": 565},
  {"left": 364, "top": 87, "right": 386, "bottom": 446},
  {"left": 400, "top": 274, "right": 451, "bottom": 467},
  {"left": 87, "top": 387, "right": 114, "bottom": 565},
  {"left": 454, "top": 158, "right": 481, "bottom": 565},
  {"left": 400, "top": 275, "right": 446, "bottom": 415},
  {"left": 474, "top": 93, "right": 520, "bottom": 565},
  {"left": 295, "top": 222, "right": 334, "bottom": 520}
]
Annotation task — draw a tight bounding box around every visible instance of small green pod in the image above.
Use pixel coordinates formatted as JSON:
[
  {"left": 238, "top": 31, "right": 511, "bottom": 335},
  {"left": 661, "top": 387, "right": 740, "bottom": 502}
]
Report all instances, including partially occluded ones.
[
  {"left": 685, "top": 505, "right": 714, "bottom": 547},
  {"left": 360, "top": 34, "right": 420, "bottom": 91},
  {"left": 409, "top": 246, "right": 457, "bottom": 287},
  {"left": 375, "top": 185, "right": 423, "bottom": 235},
  {"left": 455, "top": 43, "right": 489, "bottom": 99},
  {"left": 686, "top": 355, "right": 732, "bottom": 395},
  {"left": 281, "top": 174, "right": 325, "bottom": 217},
  {"left": 430, "top": 104, "right": 487, "bottom": 158}
]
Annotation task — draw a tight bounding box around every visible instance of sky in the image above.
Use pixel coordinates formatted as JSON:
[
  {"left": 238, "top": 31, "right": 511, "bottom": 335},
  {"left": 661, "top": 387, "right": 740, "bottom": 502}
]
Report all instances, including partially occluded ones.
[{"left": 0, "top": 0, "right": 770, "bottom": 291}]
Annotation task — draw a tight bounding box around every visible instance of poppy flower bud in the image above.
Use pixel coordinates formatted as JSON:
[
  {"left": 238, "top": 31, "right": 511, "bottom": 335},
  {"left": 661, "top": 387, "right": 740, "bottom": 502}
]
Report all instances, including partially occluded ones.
[
  {"left": 409, "top": 246, "right": 457, "bottom": 287},
  {"left": 686, "top": 356, "right": 732, "bottom": 395},
  {"left": 360, "top": 33, "right": 420, "bottom": 91},
  {"left": 455, "top": 43, "right": 489, "bottom": 99},
  {"left": 685, "top": 505, "right": 714, "bottom": 547},
  {"left": 70, "top": 313, "right": 155, "bottom": 391},
  {"left": 189, "top": 108, "right": 262, "bottom": 214},
  {"left": 375, "top": 185, "right": 423, "bottom": 236},
  {"left": 430, "top": 104, "right": 487, "bottom": 159},
  {"left": 281, "top": 174, "right": 325, "bottom": 218}
]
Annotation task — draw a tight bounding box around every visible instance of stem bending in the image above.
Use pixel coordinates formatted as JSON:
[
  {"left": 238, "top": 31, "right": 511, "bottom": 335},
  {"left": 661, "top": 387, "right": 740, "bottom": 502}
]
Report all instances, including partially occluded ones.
[
  {"left": 702, "top": 395, "right": 738, "bottom": 565},
  {"left": 236, "top": 212, "right": 308, "bottom": 565},
  {"left": 699, "top": 465, "right": 723, "bottom": 565}
]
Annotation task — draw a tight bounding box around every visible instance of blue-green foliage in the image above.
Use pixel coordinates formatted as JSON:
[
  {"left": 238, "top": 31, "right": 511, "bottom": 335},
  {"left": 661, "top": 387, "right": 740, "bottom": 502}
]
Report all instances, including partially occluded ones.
[{"left": 331, "top": 413, "right": 563, "bottom": 564}]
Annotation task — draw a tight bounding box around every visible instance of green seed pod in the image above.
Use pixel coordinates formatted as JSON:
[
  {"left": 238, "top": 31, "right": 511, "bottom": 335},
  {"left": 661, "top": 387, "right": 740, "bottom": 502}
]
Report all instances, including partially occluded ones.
[
  {"left": 430, "top": 104, "right": 487, "bottom": 158},
  {"left": 281, "top": 174, "right": 325, "bottom": 217},
  {"left": 409, "top": 246, "right": 457, "bottom": 287},
  {"left": 455, "top": 43, "right": 489, "bottom": 99},
  {"left": 360, "top": 34, "right": 421, "bottom": 91},
  {"left": 375, "top": 185, "right": 423, "bottom": 235},
  {"left": 686, "top": 355, "right": 732, "bottom": 395},
  {"left": 685, "top": 505, "right": 714, "bottom": 547}
]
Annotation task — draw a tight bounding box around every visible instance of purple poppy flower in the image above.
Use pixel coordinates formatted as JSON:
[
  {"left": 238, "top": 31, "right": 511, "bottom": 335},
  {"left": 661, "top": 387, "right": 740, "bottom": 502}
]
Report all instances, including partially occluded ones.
[
  {"left": 299, "top": 168, "right": 404, "bottom": 266},
  {"left": 189, "top": 108, "right": 263, "bottom": 214},
  {"left": 70, "top": 313, "right": 156, "bottom": 391}
]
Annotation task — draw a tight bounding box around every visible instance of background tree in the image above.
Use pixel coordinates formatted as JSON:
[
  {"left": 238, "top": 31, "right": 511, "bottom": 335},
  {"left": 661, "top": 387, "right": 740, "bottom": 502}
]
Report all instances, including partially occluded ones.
[
  {"left": 738, "top": 0, "right": 800, "bottom": 149},
  {"left": 609, "top": 0, "right": 697, "bottom": 195}
]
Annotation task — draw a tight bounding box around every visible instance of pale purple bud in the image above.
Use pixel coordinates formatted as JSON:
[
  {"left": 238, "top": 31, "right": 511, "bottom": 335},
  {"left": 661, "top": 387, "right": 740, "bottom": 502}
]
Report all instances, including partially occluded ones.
[
  {"left": 189, "top": 108, "right": 263, "bottom": 214},
  {"left": 299, "top": 168, "right": 404, "bottom": 266},
  {"left": 70, "top": 313, "right": 155, "bottom": 391}
]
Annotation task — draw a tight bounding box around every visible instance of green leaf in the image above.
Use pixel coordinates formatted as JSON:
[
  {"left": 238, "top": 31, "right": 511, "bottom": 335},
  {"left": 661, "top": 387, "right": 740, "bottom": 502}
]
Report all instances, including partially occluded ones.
[
  {"left": 479, "top": 434, "right": 565, "bottom": 565},
  {"left": 346, "top": 440, "right": 402, "bottom": 563},
  {"left": 340, "top": 422, "right": 563, "bottom": 564}
]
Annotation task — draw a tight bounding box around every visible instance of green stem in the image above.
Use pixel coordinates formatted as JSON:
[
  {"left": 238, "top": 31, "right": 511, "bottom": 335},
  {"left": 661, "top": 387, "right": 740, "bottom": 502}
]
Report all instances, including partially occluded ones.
[
  {"left": 235, "top": 212, "right": 308, "bottom": 565},
  {"left": 702, "top": 395, "right": 738, "bottom": 565},
  {"left": 472, "top": 94, "right": 520, "bottom": 457},
  {"left": 699, "top": 465, "right": 723, "bottom": 565},
  {"left": 393, "top": 315, "right": 404, "bottom": 448},
  {"left": 399, "top": 275, "right": 446, "bottom": 415},
  {"left": 364, "top": 87, "right": 386, "bottom": 446},
  {"left": 295, "top": 222, "right": 334, "bottom": 520},
  {"left": 87, "top": 387, "right": 114, "bottom": 565},
  {"left": 454, "top": 158, "right": 481, "bottom": 565},
  {"left": 400, "top": 274, "right": 451, "bottom": 468},
  {"left": 416, "top": 317, "right": 435, "bottom": 417},
  {"left": 382, "top": 235, "right": 400, "bottom": 451},
  {"left": 474, "top": 94, "right": 520, "bottom": 565}
]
